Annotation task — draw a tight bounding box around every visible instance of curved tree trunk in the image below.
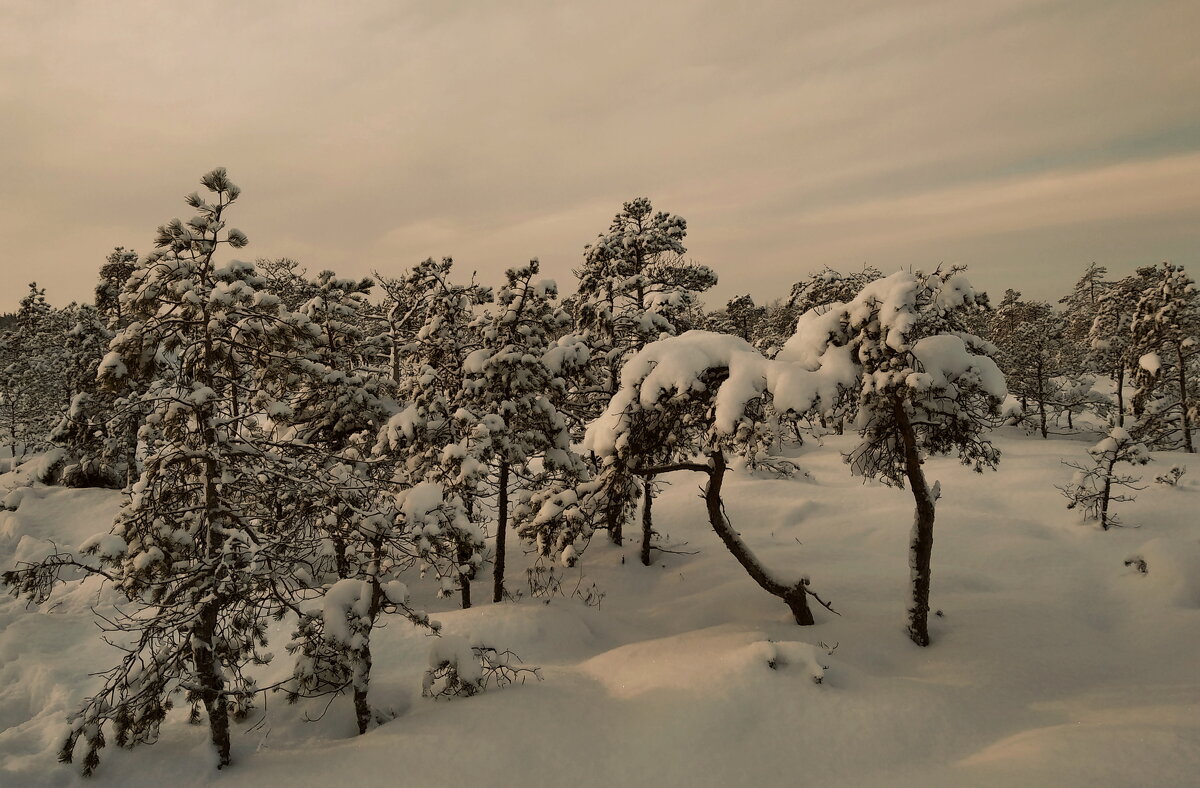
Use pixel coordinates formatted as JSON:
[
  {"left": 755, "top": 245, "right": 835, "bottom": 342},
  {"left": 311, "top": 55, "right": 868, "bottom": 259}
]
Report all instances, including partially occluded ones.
[{"left": 703, "top": 452, "right": 814, "bottom": 626}]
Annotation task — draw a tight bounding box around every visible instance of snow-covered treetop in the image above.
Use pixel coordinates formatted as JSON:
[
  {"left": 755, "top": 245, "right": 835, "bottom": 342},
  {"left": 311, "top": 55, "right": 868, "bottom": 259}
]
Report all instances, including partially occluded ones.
[
  {"left": 586, "top": 270, "right": 1006, "bottom": 482},
  {"left": 785, "top": 264, "right": 883, "bottom": 316},
  {"left": 583, "top": 330, "right": 852, "bottom": 459}
]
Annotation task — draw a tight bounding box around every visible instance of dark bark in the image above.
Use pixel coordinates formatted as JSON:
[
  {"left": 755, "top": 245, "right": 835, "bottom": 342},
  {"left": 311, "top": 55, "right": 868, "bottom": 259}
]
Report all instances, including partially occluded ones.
[
  {"left": 353, "top": 642, "right": 373, "bottom": 735},
  {"left": 895, "top": 401, "right": 936, "bottom": 647},
  {"left": 333, "top": 534, "right": 349, "bottom": 579},
  {"left": 1178, "top": 341, "right": 1193, "bottom": 453},
  {"left": 458, "top": 543, "right": 472, "bottom": 609},
  {"left": 197, "top": 300, "right": 231, "bottom": 767},
  {"left": 191, "top": 600, "right": 231, "bottom": 768},
  {"left": 1036, "top": 359, "right": 1048, "bottom": 438},
  {"left": 354, "top": 573, "right": 383, "bottom": 735},
  {"left": 1100, "top": 455, "right": 1115, "bottom": 531},
  {"left": 493, "top": 460, "right": 510, "bottom": 603},
  {"left": 703, "top": 451, "right": 814, "bottom": 626},
  {"left": 606, "top": 497, "right": 623, "bottom": 546},
  {"left": 1114, "top": 366, "right": 1125, "bottom": 427},
  {"left": 640, "top": 477, "right": 654, "bottom": 567}
]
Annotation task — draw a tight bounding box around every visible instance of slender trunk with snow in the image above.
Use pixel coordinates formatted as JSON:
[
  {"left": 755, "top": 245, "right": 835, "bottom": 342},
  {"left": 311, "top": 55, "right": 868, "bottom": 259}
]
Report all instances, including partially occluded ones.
[
  {"left": 196, "top": 308, "right": 232, "bottom": 767},
  {"left": 1036, "top": 359, "right": 1048, "bottom": 438},
  {"left": 457, "top": 542, "right": 472, "bottom": 609},
  {"left": 1177, "top": 341, "right": 1193, "bottom": 453},
  {"left": 353, "top": 624, "right": 374, "bottom": 735},
  {"left": 895, "top": 400, "right": 936, "bottom": 647},
  {"left": 354, "top": 538, "right": 385, "bottom": 735},
  {"left": 1099, "top": 455, "right": 1115, "bottom": 531},
  {"left": 493, "top": 460, "right": 510, "bottom": 603},
  {"left": 1114, "top": 366, "right": 1125, "bottom": 427},
  {"left": 640, "top": 477, "right": 654, "bottom": 567}
]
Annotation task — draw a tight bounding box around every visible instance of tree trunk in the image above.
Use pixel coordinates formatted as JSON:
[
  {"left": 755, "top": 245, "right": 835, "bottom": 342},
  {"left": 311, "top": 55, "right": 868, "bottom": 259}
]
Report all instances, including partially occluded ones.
[
  {"left": 493, "top": 460, "right": 510, "bottom": 603},
  {"left": 895, "top": 401, "right": 936, "bottom": 647},
  {"left": 607, "top": 496, "right": 623, "bottom": 546},
  {"left": 191, "top": 600, "right": 231, "bottom": 768},
  {"left": 458, "top": 545, "right": 472, "bottom": 609},
  {"left": 703, "top": 451, "right": 814, "bottom": 625},
  {"left": 333, "top": 534, "right": 349, "bottom": 579},
  {"left": 197, "top": 310, "right": 231, "bottom": 767},
  {"left": 1100, "top": 455, "right": 1115, "bottom": 531},
  {"left": 1178, "top": 341, "right": 1193, "bottom": 453},
  {"left": 354, "top": 570, "right": 383, "bottom": 735},
  {"left": 1036, "top": 360, "right": 1048, "bottom": 438},
  {"left": 1114, "top": 366, "right": 1125, "bottom": 427},
  {"left": 640, "top": 477, "right": 654, "bottom": 567},
  {"left": 196, "top": 453, "right": 230, "bottom": 766},
  {"left": 353, "top": 639, "right": 373, "bottom": 735}
]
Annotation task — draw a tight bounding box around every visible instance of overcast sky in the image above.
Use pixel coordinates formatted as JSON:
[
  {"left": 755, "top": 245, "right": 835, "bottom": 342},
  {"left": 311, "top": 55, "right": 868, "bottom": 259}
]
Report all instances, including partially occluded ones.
[{"left": 2, "top": 0, "right": 1198, "bottom": 312}]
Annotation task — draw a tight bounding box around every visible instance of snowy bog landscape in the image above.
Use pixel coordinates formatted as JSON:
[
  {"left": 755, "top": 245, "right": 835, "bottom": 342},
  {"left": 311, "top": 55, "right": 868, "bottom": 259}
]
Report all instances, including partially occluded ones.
[{"left": 3, "top": 2, "right": 1200, "bottom": 787}]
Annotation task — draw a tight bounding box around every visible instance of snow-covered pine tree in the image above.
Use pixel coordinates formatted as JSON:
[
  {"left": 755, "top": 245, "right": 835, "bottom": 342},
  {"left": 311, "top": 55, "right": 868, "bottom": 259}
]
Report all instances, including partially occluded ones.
[
  {"left": 520, "top": 329, "right": 852, "bottom": 624},
  {"left": 282, "top": 454, "right": 437, "bottom": 735},
  {"left": 712, "top": 294, "right": 768, "bottom": 343},
  {"left": 375, "top": 257, "right": 492, "bottom": 609},
  {"left": 772, "top": 265, "right": 885, "bottom": 345},
  {"left": 573, "top": 199, "right": 713, "bottom": 401},
  {"left": 95, "top": 247, "right": 138, "bottom": 327},
  {"left": 255, "top": 257, "right": 320, "bottom": 311},
  {"left": 1057, "top": 426, "right": 1150, "bottom": 530},
  {"left": 0, "top": 333, "right": 37, "bottom": 460},
  {"left": 462, "top": 260, "right": 588, "bottom": 601},
  {"left": 1088, "top": 267, "right": 1158, "bottom": 427},
  {"left": 786, "top": 269, "right": 1006, "bottom": 646},
  {"left": 1059, "top": 263, "right": 1110, "bottom": 369},
  {"left": 1128, "top": 262, "right": 1198, "bottom": 452},
  {"left": 6, "top": 169, "right": 323, "bottom": 774},
  {"left": 527, "top": 270, "right": 1004, "bottom": 636},
  {"left": 1049, "top": 374, "right": 1106, "bottom": 432},
  {"left": 988, "top": 290, "right": 1066, "bottom": 438},
  {"left": 572, "top": 198, "right": 716, "bottom": 546},
  {"left": 0, "top": 283, "right": 72, "bottom": 457},
  {"left": 49, "top": 303, "right": 124, "bottom": 487},
  {"left": 292, "top": 270, "right": 389, "bottom": 452},
  {"left": 774, "top": 266, "right": 888, "bottom": 433},
  {"left": 272, "top": 268, "right": 441, "bottom": 734}
]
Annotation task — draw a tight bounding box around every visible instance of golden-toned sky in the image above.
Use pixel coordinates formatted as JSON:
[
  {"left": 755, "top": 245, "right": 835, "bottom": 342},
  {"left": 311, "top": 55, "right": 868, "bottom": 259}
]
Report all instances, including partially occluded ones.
[{"left": 2, "top": 0, "right": 1198, "bottom": 311}]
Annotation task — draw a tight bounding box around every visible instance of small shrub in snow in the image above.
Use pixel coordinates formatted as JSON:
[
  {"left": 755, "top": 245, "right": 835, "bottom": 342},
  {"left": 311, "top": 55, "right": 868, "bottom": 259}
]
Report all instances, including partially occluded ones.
[
  {"left": 1058, "top": 427, "right": 1150, "bottom": 530},
  {"left": 522, "top": 557, "right": 606, "bottom": 608},
  {"left": 421, "top": 637, "right": 541, "bottom": 699},
  {"left": 1154, "top": 464, "right": 1186, "bottom": 487},
  {"left": 1124, "top": 556, "right": 1148, "bottom": 574}
]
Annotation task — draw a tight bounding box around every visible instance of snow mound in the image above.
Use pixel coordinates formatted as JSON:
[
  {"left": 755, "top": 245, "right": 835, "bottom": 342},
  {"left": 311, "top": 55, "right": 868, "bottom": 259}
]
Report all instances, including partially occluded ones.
[
  {"left": 579, "top": 626, "right": 829, "bottom": 699},
  {"left": 1124, "top": 537, "right": 1200, "bottom": 608}
]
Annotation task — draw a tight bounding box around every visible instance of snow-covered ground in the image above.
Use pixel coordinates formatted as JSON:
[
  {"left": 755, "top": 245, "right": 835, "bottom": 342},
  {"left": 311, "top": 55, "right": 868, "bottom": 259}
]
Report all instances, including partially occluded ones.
[{"left": 2, "top": 429, "right": 1197, "bottom": 787}]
